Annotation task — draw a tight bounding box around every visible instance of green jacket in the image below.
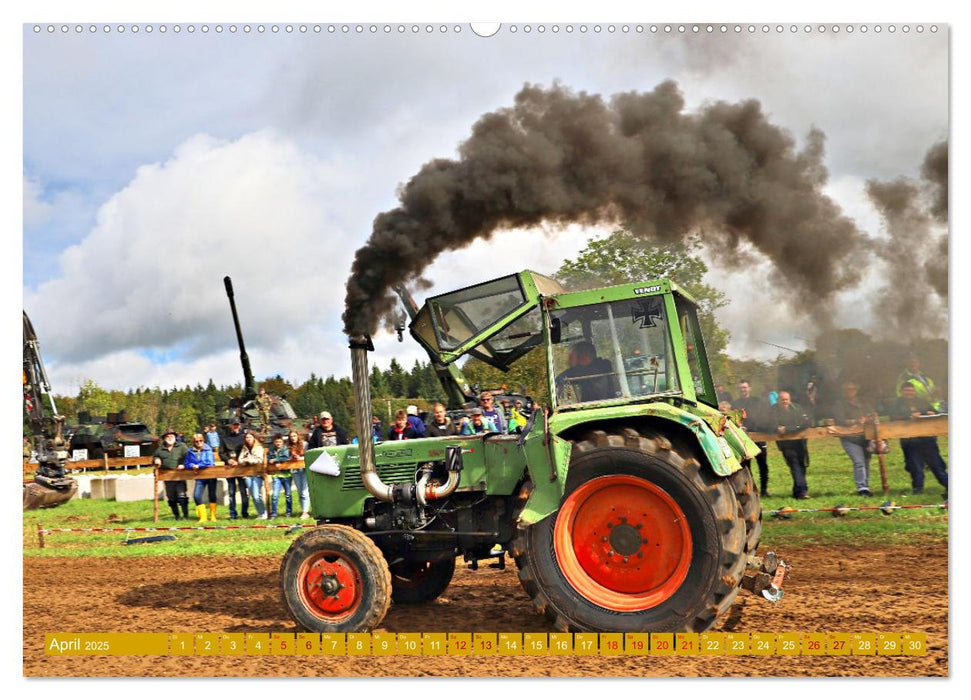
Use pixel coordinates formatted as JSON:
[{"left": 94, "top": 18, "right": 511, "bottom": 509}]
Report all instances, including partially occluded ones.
[{"left": 153, "top": 442, "right": 188, "bottom": 469}]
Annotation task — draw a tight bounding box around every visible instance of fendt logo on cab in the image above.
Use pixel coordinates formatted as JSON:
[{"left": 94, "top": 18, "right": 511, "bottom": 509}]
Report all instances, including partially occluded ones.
[{"left": 633, "top": 285, "right": 662, "bottom": 295}]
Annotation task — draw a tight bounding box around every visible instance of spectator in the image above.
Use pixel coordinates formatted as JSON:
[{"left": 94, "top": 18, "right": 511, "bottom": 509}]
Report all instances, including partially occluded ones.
[
  {"left": 220, "top": 418, "right": 251, "bottom": 520},
  {"left": 896, "top": 354, "right": 941, "bottom": 409},
  {"left": 889, "top": 381, "right": 948, "bottom": 498},
  {"left": 256, "top": 386, "right": 273, "bottom": 434},
  {"left": 734, "top": 380, "right": 771, "bottom": 497},
  {"left": 769, "top": 390, "right": 811, "bottom": 499},
  {"left": 716, "top": 383, "right": 734, "bottom": 406},
  {"left": 204, "top": 423, "right": 220, "bottom": 452},
  {"left": 185, "top": 433, "right": 217, "bottom": 522},
  {"left": 237, "top": 431, "right": 268, "bottom": 519},
  {"left": 806, "top": 375, "right": 822, "bottom": 417},
  {"left": 509, "top": 401, "right": 530, "bottom": 433},
  {"left": 176, "top": 432, "right": 186, "bottom": 444},
  {"left": 459, "top": 408, "right": 497, "bottom": 435},
  {"left": 287, "top": 430, "right": 311, "bottom": 519},
  {"left": 153, "top": 428, "right": 188, "bottom": 520},
  {"left": 832, "top": 381, "right": 875, "bottom": 497},
  {"left": 388, "top": 409, "right": 419, "bottom": 440},
  {"left": 406, "top": 405, "right": 427, "bottom": 437},
  {"left": 479, "top": 392, "right": 507, "bottom": 433},
  {"left": 426, "top": 403, "right": 457, "bottom": 437},
  {"left": 308, "top": 411, "right": 349, "bottom": 448},
  {"left": 371, "top": 415, "right": 384, "bottom": 443},
  {"left": 267, "top": 433, "right": 292, "bottom": 519}
]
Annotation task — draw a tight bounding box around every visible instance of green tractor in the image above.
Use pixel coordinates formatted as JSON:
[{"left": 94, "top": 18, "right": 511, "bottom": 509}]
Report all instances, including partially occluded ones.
[{"left": 281, "top": 271, "right": 784, "bottom": 633}]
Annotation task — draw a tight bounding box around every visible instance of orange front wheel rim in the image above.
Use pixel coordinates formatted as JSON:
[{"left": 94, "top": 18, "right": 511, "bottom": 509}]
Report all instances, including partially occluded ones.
[{"left": 297, "top": 550, "right": 364, "bottom": 623}]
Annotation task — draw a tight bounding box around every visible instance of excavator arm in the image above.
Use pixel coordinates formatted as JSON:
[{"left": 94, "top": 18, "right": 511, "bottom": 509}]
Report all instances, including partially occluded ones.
[{"left": 23, "top": 311, "right": 76, "bottom": 500}]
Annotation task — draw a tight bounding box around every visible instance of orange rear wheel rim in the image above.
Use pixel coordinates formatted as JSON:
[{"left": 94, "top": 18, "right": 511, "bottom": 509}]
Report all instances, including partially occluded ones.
[{"left": 553, "top": 474, "right": 692, "bottom": 612}]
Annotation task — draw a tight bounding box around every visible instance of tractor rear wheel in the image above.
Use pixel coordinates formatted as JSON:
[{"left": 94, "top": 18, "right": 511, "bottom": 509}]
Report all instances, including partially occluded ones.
[
  {"left": 729, "top": 464, "right": 763, "bottom": 553},
  {"left": 512, "top": 427, "right": 746, "bottom": 633},
  {"left": 280, "top": 524, "right": 391, "bottom": 632},
  {"left": 390, "top": 557, "right": 456, "bottom": 604}
]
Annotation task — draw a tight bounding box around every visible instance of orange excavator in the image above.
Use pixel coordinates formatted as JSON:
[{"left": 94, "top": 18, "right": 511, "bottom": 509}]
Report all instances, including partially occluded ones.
[{"left": 23, "top": 310, "right": 77, "bottom": 509}]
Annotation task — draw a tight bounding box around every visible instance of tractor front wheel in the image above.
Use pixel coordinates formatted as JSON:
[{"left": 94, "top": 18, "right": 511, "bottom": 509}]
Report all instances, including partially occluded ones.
[
  {"left": 280, "top": 524, "right": 391, "bottom": 632},
  {"left": 390, "top": 557, "right": 456, "bottom": 604},
  {"left": 512, "top": 427, "right": 746, "bottom": 633}
]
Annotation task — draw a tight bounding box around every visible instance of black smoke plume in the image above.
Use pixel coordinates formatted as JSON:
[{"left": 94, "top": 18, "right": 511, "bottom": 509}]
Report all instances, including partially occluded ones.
[
  {"left": 866, "top": 139, "right": 948, "bottom": 337},
  {"left": 344, "top": 81, "right": 869, "bottom": 338}
]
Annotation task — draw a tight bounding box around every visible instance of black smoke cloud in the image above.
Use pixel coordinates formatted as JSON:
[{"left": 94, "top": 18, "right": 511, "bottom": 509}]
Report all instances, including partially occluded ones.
[
  {"left": 343, "top": 81, "right": 870, "bottom": 338},
  {"left": 866, "top": 139, "right": 948, "bottom": 336}
]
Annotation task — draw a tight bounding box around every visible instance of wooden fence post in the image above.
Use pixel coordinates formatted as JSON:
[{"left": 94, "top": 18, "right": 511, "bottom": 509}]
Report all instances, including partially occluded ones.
[
  {"left": 263, "top": 453, "right": 271, "bottom": 517},
  {"left": 872, "top": 414, "right": 890, "bottom": 497},
  {"left": 153, "top": 467, "right": 159, "bottom": 523}
]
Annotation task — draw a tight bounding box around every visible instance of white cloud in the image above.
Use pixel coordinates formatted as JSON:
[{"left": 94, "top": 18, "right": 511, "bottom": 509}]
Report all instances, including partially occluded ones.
[
  {"left": 25, "top": 130, "right": 363, "bottom": 377},
  {"left": 23, "top": 175, "right": 50, "bottom": 226}
]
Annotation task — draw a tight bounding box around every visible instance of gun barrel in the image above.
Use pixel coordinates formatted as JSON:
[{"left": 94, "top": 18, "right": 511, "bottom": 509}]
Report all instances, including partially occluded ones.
[{"left": 224, "top": 276, "right": 256, "bottom": 401}]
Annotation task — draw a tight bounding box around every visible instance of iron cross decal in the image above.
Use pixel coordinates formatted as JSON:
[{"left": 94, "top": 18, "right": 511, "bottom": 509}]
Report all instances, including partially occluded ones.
[{"left": 631, "top": 298, "right": 664, "bottom": 328}]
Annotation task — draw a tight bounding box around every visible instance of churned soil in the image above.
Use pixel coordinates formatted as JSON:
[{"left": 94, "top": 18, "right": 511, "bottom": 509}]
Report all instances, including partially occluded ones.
[{"left": 24, "top": 543, "right": 947, "bottom": 677}]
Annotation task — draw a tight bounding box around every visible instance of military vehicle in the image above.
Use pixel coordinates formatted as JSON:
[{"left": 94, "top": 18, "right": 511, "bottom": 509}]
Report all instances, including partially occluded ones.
[
  {"left": 281, "top": 271, "right": 785, "bottom": 633},
  {"left": 68, "top": 411, "right": 158, "bottom": 458},
  {"left": 218, "top": 277, "right": 311, "bottom": 440},
  {"left": 23, "top": 311, "right": 77, "bottom": 509}
]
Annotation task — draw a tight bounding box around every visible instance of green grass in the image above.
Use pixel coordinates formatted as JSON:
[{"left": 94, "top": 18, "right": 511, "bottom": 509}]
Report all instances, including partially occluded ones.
[
  {"left": 24, "top": 436, "right": 947, "bottom": 557},
  {"left": 758, "top": 435, "right": 948, "bottom": 546},
  {"left": 24, "top": 498, "right": 306, "bottom": 558}
]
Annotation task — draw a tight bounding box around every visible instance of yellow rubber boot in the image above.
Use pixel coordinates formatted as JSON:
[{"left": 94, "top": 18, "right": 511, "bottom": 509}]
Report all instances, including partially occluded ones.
[
  {"left": 209, "top": 503, "right": 218, "bottom": 522},
  {"left": 196, "top": 505, "right": 208, "bottom": 523}
]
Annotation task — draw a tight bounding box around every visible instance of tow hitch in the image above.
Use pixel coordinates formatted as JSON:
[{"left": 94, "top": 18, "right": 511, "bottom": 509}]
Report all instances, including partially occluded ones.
[{"left": 742, "top": 551, "right": 790, "bottom": 602}]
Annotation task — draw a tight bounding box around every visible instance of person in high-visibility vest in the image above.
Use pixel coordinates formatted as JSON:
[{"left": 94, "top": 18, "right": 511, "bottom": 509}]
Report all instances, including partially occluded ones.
[{"left": 895, "top": 354, "right": 941, "bottom": 410}]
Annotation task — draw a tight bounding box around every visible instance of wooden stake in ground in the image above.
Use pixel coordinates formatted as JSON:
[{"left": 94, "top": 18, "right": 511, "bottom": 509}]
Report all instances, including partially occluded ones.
[
  {"left": 872, "top": 413, "right": 890, "bottom": 496},
  {"left": 37, "top": 523, "right": 45, "bottom": 549},
  {"left": 153, "top": 467, "right": 159, "bottom": 524}
]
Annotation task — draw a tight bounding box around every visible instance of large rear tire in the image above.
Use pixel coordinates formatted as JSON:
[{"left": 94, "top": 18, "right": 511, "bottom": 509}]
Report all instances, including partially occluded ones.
[
  {"left": 512, "top": 427, "right": 746, "bottom": 633},
  {"left": 280, "top": 524, "right": 391, "bottom": 632},
  {"left": 390, "top": 557, "right": 456, "bottom": 604},
  {"left": 729, "top": 464, "right": 763, "bottom": 553}
]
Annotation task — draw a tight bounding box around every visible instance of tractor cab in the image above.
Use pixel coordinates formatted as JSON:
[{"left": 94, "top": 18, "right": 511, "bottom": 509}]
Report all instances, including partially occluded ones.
[{"left": 407, "top": 270, "right": 717, "bottom": 412}]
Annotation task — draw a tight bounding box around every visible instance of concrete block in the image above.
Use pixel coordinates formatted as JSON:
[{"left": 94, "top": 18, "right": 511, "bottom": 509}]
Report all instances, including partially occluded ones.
[
  {"left": 89, "top": 477, "right": 116, "bottom": 500},
  {"left": 114, "top": 475, "right": 158, "bottom": 502},
  {"left": 215, "top": 479, "right": 230, "bottom": 506},
  {"left": 73, "top": 475, "right": 92, "bottom": 499}
]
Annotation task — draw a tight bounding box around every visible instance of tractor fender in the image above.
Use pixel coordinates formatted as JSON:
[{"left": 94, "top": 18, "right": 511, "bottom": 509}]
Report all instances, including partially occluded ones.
[{"left": 518, "top": 402, "right": 752, "bottom": 527}]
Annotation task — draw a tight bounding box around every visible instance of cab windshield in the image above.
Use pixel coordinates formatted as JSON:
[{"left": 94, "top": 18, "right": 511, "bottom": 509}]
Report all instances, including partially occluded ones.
[{"left": 551, "top": 297, "right": 679, "bottom": 407}]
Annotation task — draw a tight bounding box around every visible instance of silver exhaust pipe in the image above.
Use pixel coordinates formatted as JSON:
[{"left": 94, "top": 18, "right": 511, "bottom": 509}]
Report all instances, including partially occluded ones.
[{"left": 349, "top": 336, "right": 393, "bottom": 502}]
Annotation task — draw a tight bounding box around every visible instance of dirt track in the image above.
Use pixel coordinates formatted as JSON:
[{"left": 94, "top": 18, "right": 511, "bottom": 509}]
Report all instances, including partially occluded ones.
[{"left": 24, "top": 544, "right": 947, "bottom": 677}]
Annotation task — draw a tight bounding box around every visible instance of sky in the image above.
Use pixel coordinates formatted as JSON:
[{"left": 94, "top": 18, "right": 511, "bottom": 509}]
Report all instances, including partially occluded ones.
[{"left": 20, "top": 16, "right": 950, "bottom": 396}]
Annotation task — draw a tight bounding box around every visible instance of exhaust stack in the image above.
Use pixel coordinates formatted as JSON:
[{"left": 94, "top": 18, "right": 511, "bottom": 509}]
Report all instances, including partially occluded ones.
[{"left": 349, "top": 336, "right": 393, "bottom": 502}]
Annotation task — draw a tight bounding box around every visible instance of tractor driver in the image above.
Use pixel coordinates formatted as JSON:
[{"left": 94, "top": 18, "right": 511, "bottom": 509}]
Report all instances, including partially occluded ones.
[{"left": 556, "top": 340, "right": 613, "bottom": 403}]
